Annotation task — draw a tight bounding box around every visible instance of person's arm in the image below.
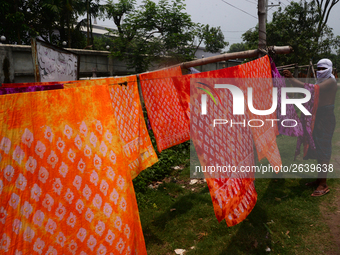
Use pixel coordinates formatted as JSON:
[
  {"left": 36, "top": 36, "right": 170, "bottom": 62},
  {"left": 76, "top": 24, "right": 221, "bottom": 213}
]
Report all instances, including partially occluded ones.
[{"left": 282, "top": 70, "right": 305, "bottom": 88}]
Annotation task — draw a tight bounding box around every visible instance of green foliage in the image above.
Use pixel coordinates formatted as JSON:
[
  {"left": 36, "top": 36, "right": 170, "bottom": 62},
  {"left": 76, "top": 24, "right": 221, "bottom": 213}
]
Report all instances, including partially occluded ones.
[
  {"left": 0, "top": 0, "right": 100, "bottom": 47},
  {"left": 133, "top": 130, "right": 190, "bottom": 193},
  {"left": 241, "top": 1, "right": 340, "bottom": 66},
  {"left": 100, "top": 0, "right": 136, "bottom": 34},
  {"left": 0, "top": 0, "right": 227, "bottom": 64},
  {"left": 69, "top": 21, "right": 87, "bottom": 49},
  {"left": 92, "top": 35, "right": 115, "bottom": 51},
  {"left": 0, "top": 0, "right": 42, "bottom": 44},
  {"left": 199, "top": 25, "right": 229, "bottom": 53},
  {"left": 103, "top": 0, "right": 228, "bottom": 72},
  {"left": 227, "top": 42, "right": 249, "bottom": 53},
  {"left": 133, "top": 108, "right": 190, "bottom": 194}
]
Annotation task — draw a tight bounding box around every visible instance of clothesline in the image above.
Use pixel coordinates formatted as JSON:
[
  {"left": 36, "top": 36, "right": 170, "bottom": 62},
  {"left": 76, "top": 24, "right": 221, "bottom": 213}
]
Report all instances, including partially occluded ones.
[
  {"left": 3, "top": 54, "right": 321, "bottom": 254},
  {"left": 160, "top": 46, "right": 292, "bottom": 70},
  {"left": 59, "top": 46, "right": 293, "bottom": 85}
]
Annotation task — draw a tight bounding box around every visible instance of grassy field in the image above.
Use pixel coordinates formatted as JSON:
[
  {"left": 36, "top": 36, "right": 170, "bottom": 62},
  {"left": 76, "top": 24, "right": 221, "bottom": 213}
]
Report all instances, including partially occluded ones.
[{"left": 135, "top": 88, "right": 340, "bottom": 255}]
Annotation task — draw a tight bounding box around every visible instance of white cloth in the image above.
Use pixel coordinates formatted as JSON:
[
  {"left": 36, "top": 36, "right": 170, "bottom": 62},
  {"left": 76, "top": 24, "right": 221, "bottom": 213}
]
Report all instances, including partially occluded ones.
[
  {"left": 188, "top": 67, "right": 200, "bottom": 74},
  {"left": 316, "top": 58, "right": 335, "bottom": 84}
]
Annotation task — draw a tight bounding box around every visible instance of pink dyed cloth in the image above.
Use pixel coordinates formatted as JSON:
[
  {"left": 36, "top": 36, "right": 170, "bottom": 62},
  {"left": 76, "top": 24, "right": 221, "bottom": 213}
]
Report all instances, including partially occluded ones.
[
  {"left": 0, "top": 84, "right": 64, "bottom": 95},
  {"left": 270, "top": 59, "right": 303, "bottom": 137},
  {"left": 295, "top": 83, "right": 320, "bottom": 160}
]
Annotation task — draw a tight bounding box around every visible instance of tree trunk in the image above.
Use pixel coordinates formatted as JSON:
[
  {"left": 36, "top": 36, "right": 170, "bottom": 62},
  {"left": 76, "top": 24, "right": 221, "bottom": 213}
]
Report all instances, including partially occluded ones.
[
  {"left": 67, "top": 12, "right": 71, "bottom": 48},
  {"left": 87, "top": 0, "right": 90, "bottom": 47}
]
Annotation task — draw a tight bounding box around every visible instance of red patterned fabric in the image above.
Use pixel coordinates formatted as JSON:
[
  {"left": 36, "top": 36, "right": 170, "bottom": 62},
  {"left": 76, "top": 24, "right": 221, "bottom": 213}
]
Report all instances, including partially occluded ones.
[
  {"left": 174, "top": 56, "right": 281, "bottom": 167},
  {"left": 172, "top": 56, "right": 282, "bottom": 226},
  {"left": 173, "top": 70, "right": 256, "bottom": 227},
  {"left": 139, "top": 67, "right": 190, "bottom": 152},
  {"left": 238, "top": 56, "right": 281, "bottom": 167}
]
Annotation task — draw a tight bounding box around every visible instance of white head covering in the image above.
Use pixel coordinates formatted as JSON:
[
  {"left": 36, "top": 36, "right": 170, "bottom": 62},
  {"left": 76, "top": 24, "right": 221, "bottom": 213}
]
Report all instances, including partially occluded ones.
[{"left": 316, "top": 58, "right": 335, "bottom": 83}]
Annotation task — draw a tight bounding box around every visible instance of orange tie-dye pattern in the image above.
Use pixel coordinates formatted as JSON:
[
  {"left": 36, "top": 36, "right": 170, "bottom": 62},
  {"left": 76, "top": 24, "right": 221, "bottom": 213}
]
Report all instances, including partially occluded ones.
[
  {"left": 65, "top": 77, "right": 158, "bottom": 179},
  {"left": 0, "top": 85, "right": 146, "bottom": 254},
  {"left": 64, "top": 79, "right": 107, "bottom": 88},
  {"left": 106, "top": 76, "right": 158, "bottom": 179}
]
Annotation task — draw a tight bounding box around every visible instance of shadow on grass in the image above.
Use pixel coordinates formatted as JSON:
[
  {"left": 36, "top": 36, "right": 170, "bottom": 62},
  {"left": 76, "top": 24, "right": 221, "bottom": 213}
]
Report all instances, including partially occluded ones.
[
  {"left": 142, "top": 175, "right": 329, "bottom": 254},
  {"left": 152, "top": 186, "right": 212, "bottom": 229},
  {"left": 218, "top": 179, "right": 281, "bottom": 254},
  {"left": 143, "top": 225, "right": 165, "bottom": 247},
  {"left": 220, "top": 176, "right": 331, "bottom": 254}
]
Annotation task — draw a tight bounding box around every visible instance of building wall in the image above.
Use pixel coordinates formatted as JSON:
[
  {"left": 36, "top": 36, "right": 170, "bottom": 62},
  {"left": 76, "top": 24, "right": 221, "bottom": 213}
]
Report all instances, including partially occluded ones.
[
  {"left": 0, "top": 44, "right": 242, "bottom": 84},
  {"left": 0, "top": 45, "right": 136, "bottom": 84}
]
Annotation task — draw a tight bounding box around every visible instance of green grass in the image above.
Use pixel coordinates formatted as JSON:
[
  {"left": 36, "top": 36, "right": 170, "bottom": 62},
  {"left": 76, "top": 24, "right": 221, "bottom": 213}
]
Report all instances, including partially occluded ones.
[
  {"left": 135, "top": 88, "right": 340, "bottom": 254},
  {"left": 138, "top": 171, "right": 340, "bottom": 254}
]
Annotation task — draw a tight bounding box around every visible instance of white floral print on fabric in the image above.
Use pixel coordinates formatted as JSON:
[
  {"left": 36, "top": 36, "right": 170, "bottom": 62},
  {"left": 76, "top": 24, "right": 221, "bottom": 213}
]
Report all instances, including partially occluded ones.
[{"left": 44, "top": 126, "right": 54, "bottom": 143}]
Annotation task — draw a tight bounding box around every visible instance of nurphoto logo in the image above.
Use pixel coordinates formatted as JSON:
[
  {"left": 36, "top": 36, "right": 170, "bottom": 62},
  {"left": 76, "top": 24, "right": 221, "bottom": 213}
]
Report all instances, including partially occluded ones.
[{"left": 201, "top": 84, "right": 311, "bottom": 116}]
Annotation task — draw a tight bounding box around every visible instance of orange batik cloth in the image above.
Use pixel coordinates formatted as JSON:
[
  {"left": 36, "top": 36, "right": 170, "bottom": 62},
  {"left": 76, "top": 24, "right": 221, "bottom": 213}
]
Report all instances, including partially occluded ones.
[
  {"left": 65, "top": 77, "right": 158, "bottom": 179},
  {"left": 106, "top": 76, "right": 158, "bottom": 179},
  {"left": 0, "top": 85, "right": 146, "bottom": 254},
  {"left": 64, "top": 79, "right": 108, "bottom": 88},
  {"left": 139, "top": 67, "right": 190, "bottom": 152},
  {"left": 173, "top": 68, "right": 257, "bottom": 227},
  {"left": 239, "top": 55, "right": 282, "bottom": 168}
]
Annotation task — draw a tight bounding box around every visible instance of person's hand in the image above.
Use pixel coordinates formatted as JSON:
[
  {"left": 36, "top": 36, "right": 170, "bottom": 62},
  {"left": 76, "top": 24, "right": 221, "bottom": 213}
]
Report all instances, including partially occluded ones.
[{"left": 282, "top": 70, "right": 293, "bottom": 78}]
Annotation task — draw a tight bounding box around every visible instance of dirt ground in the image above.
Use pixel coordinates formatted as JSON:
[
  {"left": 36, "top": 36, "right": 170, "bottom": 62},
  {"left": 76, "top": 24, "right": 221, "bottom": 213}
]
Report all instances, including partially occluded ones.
[{"left": 321, "top": 184, "right": 340, "bottom": 255}]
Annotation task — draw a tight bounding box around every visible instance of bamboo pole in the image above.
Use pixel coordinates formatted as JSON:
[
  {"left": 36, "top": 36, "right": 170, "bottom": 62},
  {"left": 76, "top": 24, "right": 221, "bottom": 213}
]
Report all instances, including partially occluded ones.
[
  {"left": 310, "top": 60, "right": 317, "bottom": 83},
  {"left": 276, "top": 63, "right": 298, "bottom": 69},
  {"left": 276, "top": 64, "right": 310, "bottom": 70},
  {"left": 171, "top": 46, "right": 292, "bottom": 70}
]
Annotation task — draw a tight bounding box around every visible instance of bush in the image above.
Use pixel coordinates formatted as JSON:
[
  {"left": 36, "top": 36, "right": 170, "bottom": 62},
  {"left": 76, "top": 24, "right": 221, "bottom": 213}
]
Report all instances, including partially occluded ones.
[{"left": 133, "top": 110, "right": 190, "bottom": 193}]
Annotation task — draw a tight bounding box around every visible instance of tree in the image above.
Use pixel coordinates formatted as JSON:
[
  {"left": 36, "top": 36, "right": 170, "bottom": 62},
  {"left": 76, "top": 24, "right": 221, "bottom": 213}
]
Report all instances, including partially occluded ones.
[
  {"left": 42, "top": 0, "right": 84, "bottom": 47},
  {"left": 102, "top": 0, "right": 228, "bottom": 72},
  {"left": 77, "top": 0, "right": 101, "bottom": 47},
  {"left": 0, "top": 0, "right": 43, "bottom": 44},
  {"left": 227, "top": 42, "right": 248, "bottom": 53},
  {"left": 314, "top": 0, "right": 339, "bottom": 43},
  {"left": 100, "top": 0, "right": 136, "bottom": 35},
  {"left": 241, "top": 1, "right": 339, "bottom": 66}
]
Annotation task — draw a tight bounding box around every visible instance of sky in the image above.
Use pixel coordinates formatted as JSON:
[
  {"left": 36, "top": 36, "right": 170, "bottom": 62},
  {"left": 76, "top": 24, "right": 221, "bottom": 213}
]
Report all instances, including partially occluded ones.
[{"left": 94, "top": 0, "right": 340, "bottom": 51}]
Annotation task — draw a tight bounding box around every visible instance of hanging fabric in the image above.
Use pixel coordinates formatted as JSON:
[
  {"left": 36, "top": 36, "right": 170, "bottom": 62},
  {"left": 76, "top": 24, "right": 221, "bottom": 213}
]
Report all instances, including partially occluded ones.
[
  {"left": 0, "top": 84, "right": 64, "bottom": 95},
  {"left": 173, "top": 66, "right": 256, "bottom": 226},
  {"left": 139, "top": 67, "right": 190, "bottom": 152},
  {"left": 0, "top": 85, "right": 147, "bottom": 254},
  {"left": 64, "top": 79, "right": 108, "bottom": 88},
  {"left": 238, "top": 56, "right": 282, "bottom": 168},
  {"left": 295, "top": 83, "right": 320, "bottom": 159},
  {"left": 174, "top": 56, "right": 282, "bottom": 168},
  {"left": 106, "top": 76, "right": 158, "bottom": 179},
  {"left": 63, "top": 77, "right": 158, "bottom": 178},
  {"left": 270, "top": 58, "right": 303, "bottom": 137},
  {"left": 1, "top": 81, "right": 66, "bottom": 88}
]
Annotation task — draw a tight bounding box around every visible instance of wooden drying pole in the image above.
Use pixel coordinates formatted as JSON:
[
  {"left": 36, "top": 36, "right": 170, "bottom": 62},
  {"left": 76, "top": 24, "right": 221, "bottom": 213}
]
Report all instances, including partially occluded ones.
[
  {"left": 258, "top": 0, "right": 267, "bottom": 58},
  {"left": 137, "top": 45, "right": 293, "bottom": 101},
  {"left": 163, "top": 46, "right": 293, "bottom": 70}
]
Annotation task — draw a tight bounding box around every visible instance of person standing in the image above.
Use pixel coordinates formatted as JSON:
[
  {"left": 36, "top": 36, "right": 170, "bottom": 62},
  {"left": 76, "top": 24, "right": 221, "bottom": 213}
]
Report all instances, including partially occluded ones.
[{"left": 283, "top": 58, "right": 338, "bottom": 196}]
